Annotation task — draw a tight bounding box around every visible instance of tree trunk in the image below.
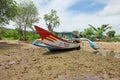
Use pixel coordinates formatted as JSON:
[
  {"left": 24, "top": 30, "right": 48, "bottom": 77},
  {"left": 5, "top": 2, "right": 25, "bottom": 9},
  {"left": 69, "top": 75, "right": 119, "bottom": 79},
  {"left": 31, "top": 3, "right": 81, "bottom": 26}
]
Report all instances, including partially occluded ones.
[
  {"left": 0, "top": 34, "right": 2, "bottom": 40},
  {"left": 24, "top": 26, "right": 27, "bottom": 41},
  {"left": 17, "top": 26, "right": 23, "bottom": 40},
  {"left": 32, "top": 31, "right": 35, "bottom": 39},
  {"left": 19, "top": 30, "right": 23, "bottom": 40},
  {"left": 47, "top": 23, "right": 53, "bottom": 32}
]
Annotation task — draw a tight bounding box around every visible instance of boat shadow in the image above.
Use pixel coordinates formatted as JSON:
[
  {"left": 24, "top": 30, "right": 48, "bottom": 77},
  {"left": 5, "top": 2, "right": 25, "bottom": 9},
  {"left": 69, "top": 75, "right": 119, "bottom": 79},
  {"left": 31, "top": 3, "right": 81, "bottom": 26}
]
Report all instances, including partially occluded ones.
[{"left": 43, "top": 49, "right": 76, "bottom": 55}]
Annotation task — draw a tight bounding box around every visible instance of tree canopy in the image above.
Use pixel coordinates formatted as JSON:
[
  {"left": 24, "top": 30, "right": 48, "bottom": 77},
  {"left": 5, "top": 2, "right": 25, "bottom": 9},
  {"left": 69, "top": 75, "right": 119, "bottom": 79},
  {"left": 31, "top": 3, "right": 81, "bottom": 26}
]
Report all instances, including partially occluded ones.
[
  {"left": 14, "top": 0, "right": 39, "bottom": 40},
  {"left": 0, "top": 0, "right": 18, "bottom": 25},
  {"left": 106, "top": 28, "right": 116, "bottom": 38},
  {"left": 44, "top": 9, "right": 60, "bottom": 32},
  {"left": 89, "top": 24, "right": 110, "bottom": 38},
  {"left": 82, "top": 27, "right": 94, "bottom": 38}
]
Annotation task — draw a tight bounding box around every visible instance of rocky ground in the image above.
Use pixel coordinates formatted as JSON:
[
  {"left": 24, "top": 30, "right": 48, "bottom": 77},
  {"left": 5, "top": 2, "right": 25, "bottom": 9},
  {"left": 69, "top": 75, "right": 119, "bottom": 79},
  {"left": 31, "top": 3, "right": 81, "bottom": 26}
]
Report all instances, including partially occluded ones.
[{"left": 0, "top": 40, "right": 120, "bottom": 80}]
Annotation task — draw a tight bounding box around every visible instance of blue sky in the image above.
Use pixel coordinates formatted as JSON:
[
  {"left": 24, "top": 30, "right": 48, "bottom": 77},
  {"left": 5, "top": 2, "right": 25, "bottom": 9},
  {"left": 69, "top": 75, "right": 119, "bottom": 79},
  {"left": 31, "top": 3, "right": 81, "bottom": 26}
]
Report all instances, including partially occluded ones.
[
  {"left": 68, "top": 0, "right": 106, "bottom": 14},
  {"left": 10, "top": 0, "right": 120, "bottom": 34}
]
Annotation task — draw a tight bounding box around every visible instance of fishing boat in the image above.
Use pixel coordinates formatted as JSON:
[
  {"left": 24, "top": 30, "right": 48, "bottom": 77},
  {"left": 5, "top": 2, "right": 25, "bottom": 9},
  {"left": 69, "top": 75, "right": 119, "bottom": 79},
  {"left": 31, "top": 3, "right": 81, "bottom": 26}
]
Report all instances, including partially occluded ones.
[{"left": 32, "top": 25, "right": 99, "bottom": 51}]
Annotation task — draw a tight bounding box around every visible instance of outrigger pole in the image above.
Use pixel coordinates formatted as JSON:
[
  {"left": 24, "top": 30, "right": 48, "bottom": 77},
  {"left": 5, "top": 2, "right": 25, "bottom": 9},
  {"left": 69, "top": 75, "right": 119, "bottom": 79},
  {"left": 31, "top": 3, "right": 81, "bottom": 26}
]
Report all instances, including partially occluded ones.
[{"left": 75, "top": 38, "right": 100, "bottom": 50}]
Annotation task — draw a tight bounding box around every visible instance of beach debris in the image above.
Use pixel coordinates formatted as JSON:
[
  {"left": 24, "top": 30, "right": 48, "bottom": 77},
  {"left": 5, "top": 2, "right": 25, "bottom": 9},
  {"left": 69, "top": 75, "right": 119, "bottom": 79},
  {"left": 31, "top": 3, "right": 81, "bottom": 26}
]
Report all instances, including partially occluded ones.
[
  {"left": 57, "top": 74, "right": 101, "bottom": 80},
  {"left": 58, "top": 75, "right": 67, "bottom": 80},
  {"left": 8, "top": 60, "right": 16, "bottom": 65}
]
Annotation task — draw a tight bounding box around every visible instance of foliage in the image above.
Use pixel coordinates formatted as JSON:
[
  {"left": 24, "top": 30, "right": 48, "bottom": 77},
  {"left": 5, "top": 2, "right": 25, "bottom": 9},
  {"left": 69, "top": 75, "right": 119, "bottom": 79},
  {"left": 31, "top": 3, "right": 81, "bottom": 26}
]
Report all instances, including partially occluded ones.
[
  {"left": 0, "top": 0, "right": 18, "bottom": 25},
  {"left": 107, "top": 35, "right": 120, "bottom": 42},
  {"left": 14, "top": 0, "right": 39, "bottom": 41},
  {"left": 3, "top": 29, "right": 19, "bottom": 39},
  {"left": 106, "top": 30, "right": 116, "bottom": 38},
  {"left": 82, "top": 27, "right": 94, "bottom": 38},
  {"left": 0, "top": 27, "right": 39, "bottom": 40},
  {"left": 89, "top": 24, "right": 110, "bottom": 38},
  {"left": 44, "top": 9, "right": 60, "bottom": 32},
  {"left": 27, "top": 31, "right": 39, "bottom": 40},
  {"left": 0, "top": 27, "right": 5, "bottom": 39},
  {"left": 109, "top": 37, "right": 120, "bottom": 42},
  {"left": 0, "top": 27, "right": 19, "bottom": 40}
]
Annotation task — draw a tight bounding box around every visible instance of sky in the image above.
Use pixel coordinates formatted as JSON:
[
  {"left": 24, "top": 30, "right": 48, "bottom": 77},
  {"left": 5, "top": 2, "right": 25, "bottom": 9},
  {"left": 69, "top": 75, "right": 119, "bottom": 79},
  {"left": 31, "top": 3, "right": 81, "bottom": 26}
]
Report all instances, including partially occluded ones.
[{"left": 11, "top": 0, "right": 120, "bottom": 34}]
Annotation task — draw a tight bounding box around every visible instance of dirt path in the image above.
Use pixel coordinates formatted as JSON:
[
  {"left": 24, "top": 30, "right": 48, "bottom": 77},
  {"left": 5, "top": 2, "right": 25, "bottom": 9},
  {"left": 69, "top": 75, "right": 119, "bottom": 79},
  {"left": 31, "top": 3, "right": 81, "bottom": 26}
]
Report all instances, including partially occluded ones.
[{"left": 0, "top": 41, "right": 120, "bottom": 80}]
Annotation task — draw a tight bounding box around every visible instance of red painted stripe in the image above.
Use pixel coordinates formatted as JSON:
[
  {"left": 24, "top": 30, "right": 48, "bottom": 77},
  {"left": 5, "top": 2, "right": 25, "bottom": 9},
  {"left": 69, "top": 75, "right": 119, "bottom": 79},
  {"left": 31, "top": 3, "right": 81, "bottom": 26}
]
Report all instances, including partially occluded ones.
[
  {"left": 34, "top": 25, "right": 77, "bottom": 44},
  {"left": 49, "top": 35, "right": 57, "bottom": 41},
  {"left": 34, "top": 25, "right": 51, "bottom": 40}
]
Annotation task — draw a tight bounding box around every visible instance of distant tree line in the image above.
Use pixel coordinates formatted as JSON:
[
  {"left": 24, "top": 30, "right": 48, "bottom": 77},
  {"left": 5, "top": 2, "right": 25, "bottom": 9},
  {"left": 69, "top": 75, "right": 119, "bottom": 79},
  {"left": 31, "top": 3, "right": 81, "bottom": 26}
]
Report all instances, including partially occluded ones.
[
  {"left": 0, "top": 0, "right": 60, "bottom": 41},
  {"left": 0, "top": 27, "right": 39, "bottom": 40},
  {"left": 0, "top": 0, "right": 39, "bottom": 41},
  {"left": 0, "top": 0, "right": 120, "bottom": 42},
  {"left": 74, "top": 24, "right": 119, "bottom": 42}
]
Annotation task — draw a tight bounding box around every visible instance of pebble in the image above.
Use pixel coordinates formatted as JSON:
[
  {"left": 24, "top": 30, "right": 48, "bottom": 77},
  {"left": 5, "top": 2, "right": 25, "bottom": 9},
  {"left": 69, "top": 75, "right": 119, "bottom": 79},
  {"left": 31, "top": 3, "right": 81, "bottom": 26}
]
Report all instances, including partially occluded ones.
[{"left": 8, "top": 61, "right": 16, "bottom": 65}]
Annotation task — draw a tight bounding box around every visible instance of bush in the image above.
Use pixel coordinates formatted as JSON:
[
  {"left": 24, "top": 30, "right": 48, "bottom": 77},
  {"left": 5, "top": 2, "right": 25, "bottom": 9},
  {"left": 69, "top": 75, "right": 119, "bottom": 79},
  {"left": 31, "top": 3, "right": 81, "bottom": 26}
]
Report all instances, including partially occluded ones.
[{"left": 109, "top": 37, "right": 120, "bottom": 42}]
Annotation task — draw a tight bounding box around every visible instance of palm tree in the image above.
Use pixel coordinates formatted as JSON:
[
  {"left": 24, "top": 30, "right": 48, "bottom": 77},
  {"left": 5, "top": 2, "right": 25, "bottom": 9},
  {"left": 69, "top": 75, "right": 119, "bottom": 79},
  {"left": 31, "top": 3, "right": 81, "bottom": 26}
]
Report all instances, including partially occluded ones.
[{"left": 89, "top": 24, "right": 110, "bottom": 39}]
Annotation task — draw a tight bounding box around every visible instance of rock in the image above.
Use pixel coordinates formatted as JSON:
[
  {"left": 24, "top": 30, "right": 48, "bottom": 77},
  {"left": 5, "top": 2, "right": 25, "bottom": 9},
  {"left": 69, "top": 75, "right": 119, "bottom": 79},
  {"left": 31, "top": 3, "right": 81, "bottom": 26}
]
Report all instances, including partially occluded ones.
[
  {"left": 58, "top": 75, "right": 67, "bottom": 80},
  {"left": 8, "top": 60, "right": 16, "bottom": 65},
  {"left": 0, "top": 62, "right": 4, "bottom": 66},
  {"left": 110, "top": 78, "right": 120, "bottom": 80},
  {"left": 5, "top": 65, "right": 10, "bottom": 69},
  {"left": 103, "top": 74, "right": 109, "bottom": 80},
  {"left": 73, "top": 77, "right": 82, "bottom": 80}
]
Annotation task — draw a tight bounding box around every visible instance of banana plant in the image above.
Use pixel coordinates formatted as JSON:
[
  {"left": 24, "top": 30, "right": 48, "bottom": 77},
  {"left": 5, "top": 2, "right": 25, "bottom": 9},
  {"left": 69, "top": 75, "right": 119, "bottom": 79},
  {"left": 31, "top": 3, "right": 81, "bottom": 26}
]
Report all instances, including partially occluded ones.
[{"left": 89, "top": 24, "right": 110, "bottom": 39}]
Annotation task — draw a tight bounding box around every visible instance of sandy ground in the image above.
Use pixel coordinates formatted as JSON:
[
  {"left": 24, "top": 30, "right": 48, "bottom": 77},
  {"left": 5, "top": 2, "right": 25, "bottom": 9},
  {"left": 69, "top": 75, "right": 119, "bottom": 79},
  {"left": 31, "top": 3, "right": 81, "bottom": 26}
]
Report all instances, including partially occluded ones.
[{"left": 0, "top": 40, "right": 120, "bottom": 80}]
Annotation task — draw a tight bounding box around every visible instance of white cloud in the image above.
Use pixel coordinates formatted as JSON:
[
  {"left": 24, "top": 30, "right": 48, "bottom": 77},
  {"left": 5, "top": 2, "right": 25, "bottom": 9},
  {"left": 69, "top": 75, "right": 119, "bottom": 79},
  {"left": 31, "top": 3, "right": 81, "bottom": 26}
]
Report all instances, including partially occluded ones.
[
  {"left": 33, "top": 0, "right": 80, "bottom": 29},
  {"left": 98, "top": 0, "right": 120, "bottom": 16},
  {"left": 13, "top": 0, "right": 120, "bottom": 34}
]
